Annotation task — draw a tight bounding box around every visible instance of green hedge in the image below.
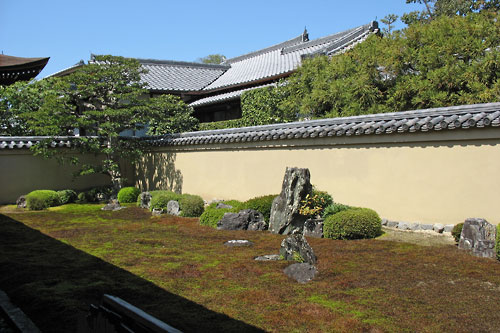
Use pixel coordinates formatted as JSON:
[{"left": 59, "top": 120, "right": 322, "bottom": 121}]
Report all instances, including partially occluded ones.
[
  {"left": 26, "top": 190, "right": 60, "bottom": 210},
  {"left": 323, "top": 208, "right": 382, "bottom": 240},
  {"left": 198, "top": 119, "right": 245, "bottom": 131},
  {"left": 242, "top": 195, "right": 277, "bottom": 221},
  {"left": 179, "top": 194, "right": 205, "bottom": 217},
  {"left": 117, "top": 187, "right": 141, "bottom": 203}
]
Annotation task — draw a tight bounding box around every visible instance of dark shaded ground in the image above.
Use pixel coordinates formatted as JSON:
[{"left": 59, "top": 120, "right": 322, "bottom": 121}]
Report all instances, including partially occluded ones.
[{"left": 1, "top": 205, "right": 500, "bottom": 332}]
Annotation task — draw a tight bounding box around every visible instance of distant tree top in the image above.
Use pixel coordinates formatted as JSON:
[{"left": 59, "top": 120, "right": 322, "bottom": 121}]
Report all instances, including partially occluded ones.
[{"left": 198, "top": 54, "right": 227, "bottom": 64}]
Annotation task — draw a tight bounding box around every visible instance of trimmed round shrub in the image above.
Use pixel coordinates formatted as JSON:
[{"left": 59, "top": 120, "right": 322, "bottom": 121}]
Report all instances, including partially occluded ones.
[
  {"left": 451, "top": 223, "right": 464, "bottom": 243},
  {"left": 323, "top": 208, "right": 382, "bottom": 240},
  {"left": 26, "top": 190, "right": 60, "bottom": 210},
  {"left": 150, "top": 191, "right": 182, "bottom": 211},
  {"left": 117, "top": 187, "right": 141, "bottom": 203},
  {"left": 56, "top": 190, "right": 77, "bottom": 205},
  {"left": 242, "top": 194, "right": 277, "bottom": 221},
  {"left": 322, "top": 202, "right": 352, "bottom": 219},
  {"left": 179, "top": 194, "right": 205, "bottom": 217},
  {"left": 76, "top": 192, "right": 88, "bottom": 204}
]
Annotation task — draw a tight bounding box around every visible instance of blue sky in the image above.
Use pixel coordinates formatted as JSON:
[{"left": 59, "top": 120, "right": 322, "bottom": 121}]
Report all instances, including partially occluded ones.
[{"left": 1, "top": 0, "right": 423, "bottom": 78}]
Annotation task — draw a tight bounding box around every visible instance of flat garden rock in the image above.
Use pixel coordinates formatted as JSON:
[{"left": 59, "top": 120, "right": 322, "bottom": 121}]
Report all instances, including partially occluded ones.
[
  {"left": 254, "top": 254, "right": 281, "bottom": 261},
  {"left": 283, "top": 263, "right": 318, "bottom": 283},
  {"left": 224, "top": 240, "right": 253, "bottom": 247},
  {"left": 269, "top": 167, "right": 312, "bottom": 235},
  {"left": 101, "top": 200, "right": 124, "bottom": 211},
  {"left": 279, "top": 234, "right": 317, "bottom": 265},
  {"left": 151, "top": 208, "right": 163, "bottom": 216},
  {"left": 217, "top": 209, "right": 267, "bottom": 231},
  {"left": 216, "top": 203, "right": 233, "bottom": 209},
  {"left": 458, "top": 218, "right": 497, "bottom": 258}
]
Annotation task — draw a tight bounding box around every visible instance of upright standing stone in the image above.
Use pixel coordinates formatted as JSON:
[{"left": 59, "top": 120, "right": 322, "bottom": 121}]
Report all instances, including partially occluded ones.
[
  {"left": 269, "top": 167, "right": 312, "bottom": 234},
  {"left": 458, "top": 218, "right": 497, "bottom": 258},
  {"left": 138, "top": 192, "right": 152, "bottom": 209}
]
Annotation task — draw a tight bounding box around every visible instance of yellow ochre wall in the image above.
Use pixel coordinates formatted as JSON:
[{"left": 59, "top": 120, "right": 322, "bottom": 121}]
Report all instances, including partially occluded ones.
[{"left": 136, "top": 129, "right": 500, "bottom": 225}]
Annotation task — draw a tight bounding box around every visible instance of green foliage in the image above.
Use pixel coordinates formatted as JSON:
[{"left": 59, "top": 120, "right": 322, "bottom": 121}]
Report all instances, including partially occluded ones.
[
  {"left": 146, "top": 94, "right": 198, "bottom": 135},
  {"left": 323, "top": 208, "right": 382, "bottom": 240},
  {"left": 381, "top": 14, "right": 399, "bottom": 34},
  {"left": 241, "top": 195, "right": 277, "bottom": 221},
  {"left": 84, "top": 186, "right": 114, "bottom": 203},
  {"left": 56, "top": 190, "right": 77, "bottom": 205},
  {"left": 299, "top": 189, "right": 333, "bottom": 218},
  {"left": 198, "top": 119, "right": 245, "bottom": 131},
  {"left": 149, "top": 191, "right": 182, "bottom": 211},
  {"left": 451, "top": 223, "right": 464, "bottom": 242},
  {"left": 281, "top": 12, "right": 500, "bottom": 119},
  {"left": 76, "top": 192, "right": 88, "bottom": 204},
  {"left": 117, "top": 187, "right": 141, "bottom": 203},
  {"left": 179, "top": 194, "right": 205, "bottom": 217},
  {"left": 198, "top": 54, "right": 226, "bottom": 64},
  {"left": 199, "top": 207, "right": 233, "bottom": 228},
  {"left": 26, "top": 190, "right": 60, "bottom": 210},
  {"left": 322, "top": 203, "right": 353, "bottom": 219}
]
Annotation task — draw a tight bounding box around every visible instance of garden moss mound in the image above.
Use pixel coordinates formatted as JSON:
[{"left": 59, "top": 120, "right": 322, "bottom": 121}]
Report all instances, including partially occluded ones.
[
  {"left": 117, "top": 187, "right": 141, "bottom": 203},
  {"left": 324, "top": 208, "right": 382, "bottom": 240},
  {"left": 26, "top": 190, "right": 60, "bottom": 210}
]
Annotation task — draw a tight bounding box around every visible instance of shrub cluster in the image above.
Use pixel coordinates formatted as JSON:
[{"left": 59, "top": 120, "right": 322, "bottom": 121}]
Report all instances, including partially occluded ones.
[
  {"left": 322, "top": 203, "right": 352, "bottom": 219},
  {"left": 242, "top": 195, "right": 277, "bottom": 221},
  {"left": 451, "top": 223, "right": 464, "bottom": 243},
  {"left": 117, "top": 187, "right": 141, "bottom": 203},
  {"left": 26, "top": 190, "right": 60, "bottom": 210},
  {"left": 299, "top": 189, "right": 333, "bottom": 218},
  {"left": 323, "top": 208, "right": 382, "bottom": 240},
  {"left": 56, "top": 190, "right": 77, "bottom": 205},
  {"left": 76, "top": 186, "right": 113, "bottom": 203}
]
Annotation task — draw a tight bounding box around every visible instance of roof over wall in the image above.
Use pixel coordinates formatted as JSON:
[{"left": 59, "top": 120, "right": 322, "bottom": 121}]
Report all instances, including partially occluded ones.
[{"left": 4, "top": 103, "right": 499, "bottom": 149}]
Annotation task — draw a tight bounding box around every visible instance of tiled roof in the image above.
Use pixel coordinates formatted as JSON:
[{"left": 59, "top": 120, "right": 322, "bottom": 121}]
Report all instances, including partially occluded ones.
[
  {"left": 189, "top": 83, "right": 275, "bottom": 108},
  {"left": 3, "top": 103, "right": 500, "bottom": 150},
  {"left": 145, "top": 102, "right": 500, "bottom": 147},
  {"left": 137, "top": 59, "right": 229, "bottom": 92},
  {"left": 202, "top": 22, "right": 377, "bottom": 91}
]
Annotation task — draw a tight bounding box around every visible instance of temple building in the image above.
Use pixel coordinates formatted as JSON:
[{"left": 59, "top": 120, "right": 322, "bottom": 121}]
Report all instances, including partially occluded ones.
[
  {"left": 52, "top": 22, "right": 378, "bottom": 123},
  {"left": 0, "top": 54, "right": 49, "bottom": 85}
]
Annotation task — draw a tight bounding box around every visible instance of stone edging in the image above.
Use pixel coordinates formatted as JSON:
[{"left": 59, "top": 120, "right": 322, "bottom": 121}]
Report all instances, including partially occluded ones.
[
  {"left": 382, "top": 219, "right": 454, "bottom": 234},
  {"left": 0, "top": 289, "right": 40, "bottom": 332}
]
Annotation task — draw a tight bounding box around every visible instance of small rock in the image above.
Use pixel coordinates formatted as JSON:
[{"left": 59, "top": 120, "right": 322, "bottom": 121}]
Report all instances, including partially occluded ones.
[
  {"left": 420, "top": 224, "right": 434, "bottom": 231},
  {"left": 16, "top": 195, "right": 26, "bottom": 208},
  {"left": 216, "top": 203, "right": 233, "bottom": 209},
  {"left": 303, "top": 219, "right": 323, "bottom": 238},
  {"left": 283, "top": 263, "right": 318, "bottom": 283},
  {"left": 381, "top": 218, "right": 388, "bottom": 226},
  {"left": 152, "top": 208, "right": 163, "bottom": 216},
  {"left": 433, "top": 223, "right": 444, "bottom": 233},
  {"left": 386, "top": 221, "right": 398, "bottom": 228},
  {"left": 254, "top": 254, "right": 281, "bottom": 261},
  {"left": 224, "top": 240, "right": 253, "bottom": 247},
  {"left": 444, "top": 224, "right": 454, "bottom": 233},
  {"left": 398, "top": 222, "right": 410, "bottom": 230},
  {"left": 166, "top": 200, "right": 180, "bottom": 216},
  {"left": 279, "top": 234, "right": 317, "bottom": 265},
  {"left": 409, "top": 223, "right": 421, "bottom": 231}
]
